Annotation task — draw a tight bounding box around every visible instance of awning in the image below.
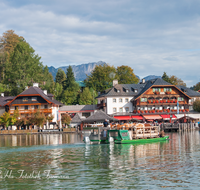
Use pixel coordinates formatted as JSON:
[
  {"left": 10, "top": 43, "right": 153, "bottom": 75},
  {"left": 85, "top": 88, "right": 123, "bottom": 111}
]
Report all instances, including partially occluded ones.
[
  {"left": 175, "top": 114, "right": 200, "bottom": 120},
  {"left": 131, "top": 116, "right": 143, "bottom": 120},
  {"left": 143, "top": 115, "right": 162, "bottom": 120},
  {"left": 160, "top": 114, "right": 177, "bottom": 120},
  {"left": 114, "top": 116, "right": 132, "bottom": 120}
]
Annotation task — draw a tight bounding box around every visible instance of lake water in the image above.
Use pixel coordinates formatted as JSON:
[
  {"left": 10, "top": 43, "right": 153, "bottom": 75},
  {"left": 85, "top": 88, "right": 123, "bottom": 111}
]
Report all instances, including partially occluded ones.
[{"left": 0, "top": 131, "right": 200, "bottom": 189}]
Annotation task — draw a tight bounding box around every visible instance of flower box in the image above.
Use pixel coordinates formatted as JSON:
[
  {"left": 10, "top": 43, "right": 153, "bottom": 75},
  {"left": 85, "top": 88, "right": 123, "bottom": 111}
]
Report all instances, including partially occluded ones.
[
  {"left": 163, "top": 100, "right": 166, "bottom": 103},
  {"left": 153, "top": 100, "right": 155, "bottom": 103},
  {"left": 170, "top": 100, "right": 173, "bottom": 103},
  {"left": 137, "top": 110, "right": 140, "bottom": 113},
  {"left": 149, "top": 110, "right": 152, "bottom": 113},
  {"left": 160, "top": 100, "right": 163, "bottom": 103},
  {"left": 148, "top": 100, "right": 151, "bottom": 103},
  {"left": 145, "top": 110, "right": 148, "bottom": 113},
  {"left": 155, "top": 100, "right": 159, "bottom": 103},
  {"left": 167, "top": 110, "right": 170, "bottom": 113},
  {"left": 155, "top": 91, "right": 160, "bottom": 95},
  {"left": 175, "top": 100, "right": 177, "bottom": 103},
  {"left": 186, "top": 109, "right": 189, "bottom": 112},
  {"left": 156, "top": 110, "right": 159, "bottom": 113},
  {"left": 159, "top": 110, "right": 163, "bottom": 112},
  {"left": 141, "top": 110, "right": 144, "bottom": 113},
  {"left": 182, "top": 109, "right": 185, "bottom": 112},
  {"left": 166, "top": 91, "right": 171, "bottom": 94},
  {"left": 152, "top": 110, "right": 155, "bottom": 113},
  {"left": 163, "top": 109, "right": 166, "bottom": 112},
  {"left": 167, "top": 100, "right": 170, "bottom": 103}
]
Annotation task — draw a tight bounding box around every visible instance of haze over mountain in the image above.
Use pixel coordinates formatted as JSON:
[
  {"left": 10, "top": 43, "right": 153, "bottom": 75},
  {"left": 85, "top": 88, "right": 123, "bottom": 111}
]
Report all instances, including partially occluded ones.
[{"left": 48, "top": 62, "right": 161, "bottom": 82}]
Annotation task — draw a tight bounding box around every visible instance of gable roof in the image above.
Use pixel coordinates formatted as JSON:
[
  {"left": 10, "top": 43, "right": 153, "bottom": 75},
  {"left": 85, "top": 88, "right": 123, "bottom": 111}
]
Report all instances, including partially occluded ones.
[
  {"left": 60, "top": 104, "right": 97, "bottom": 112},
  {"left": 0, "top": 96, "right": 16, "bottom": 106},
  {"left": 176, "top": 85, "right": 200, "bottom": 97},
  {"left": 71, "top": 113, "right": 82, "bottom": 123},
  {"left": 5, "top": 86, "right": 63, "bottom": 106},
  {"left": 83, "top": 110, "right": 118, "bottom": 123}
]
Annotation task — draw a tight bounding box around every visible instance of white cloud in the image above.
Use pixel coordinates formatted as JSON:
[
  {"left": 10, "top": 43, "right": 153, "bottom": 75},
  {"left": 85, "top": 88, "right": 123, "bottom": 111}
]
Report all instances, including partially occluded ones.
[{"left": 1, "top": 0, "right": 200, "bottom": 87}]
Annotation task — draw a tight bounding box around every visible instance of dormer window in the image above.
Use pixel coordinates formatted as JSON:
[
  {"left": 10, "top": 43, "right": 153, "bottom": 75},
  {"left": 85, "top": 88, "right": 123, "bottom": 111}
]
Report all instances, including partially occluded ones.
[
  {"left": 22, "top": 97, "right": 28, "bottom": 102},
  {"left": 135, "top": 89, "right": 138, "bottom": 93},
  {"left": 117, "top": 89, "right": 120, "bottom": 93},
  {"left": 32, "top": 97, "right": 37, "bottom": 101},
  {"left": 126, "top": 89, "right": 129, "bottom": 93}
]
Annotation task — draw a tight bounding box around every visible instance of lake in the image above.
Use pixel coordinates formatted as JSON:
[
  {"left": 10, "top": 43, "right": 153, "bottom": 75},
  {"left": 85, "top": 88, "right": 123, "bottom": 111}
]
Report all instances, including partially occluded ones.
[{"left": 0, "top": 131, "right": 200, "bottom": 189}]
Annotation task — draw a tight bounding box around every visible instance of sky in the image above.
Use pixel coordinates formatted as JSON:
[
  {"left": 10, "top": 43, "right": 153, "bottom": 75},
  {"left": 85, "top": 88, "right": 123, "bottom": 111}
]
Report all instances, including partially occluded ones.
[{"left": 0, "top": 0, "right": 200, "bottom": 87}]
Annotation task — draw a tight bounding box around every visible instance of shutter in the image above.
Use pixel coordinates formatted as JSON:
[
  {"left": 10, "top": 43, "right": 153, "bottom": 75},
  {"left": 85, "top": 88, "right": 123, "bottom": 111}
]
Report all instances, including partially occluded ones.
[
  {"left": 145, "top": 98, "right": 147, "bottom": 102},
  {"left": 153, "top": 88, "right": 155, "bottom": 92},
  {"left": 159, "top": 88, "right": 161, "bottom": 92},
  {"left": 164, "top": 88, "right": 166, "bottom": 92},
  {"left": 170, "top": 88, "right": 172, "bottom": 91}
]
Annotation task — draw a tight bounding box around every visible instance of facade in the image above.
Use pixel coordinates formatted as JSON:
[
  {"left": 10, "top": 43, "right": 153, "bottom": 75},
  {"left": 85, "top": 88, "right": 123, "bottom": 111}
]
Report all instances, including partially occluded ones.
[
  {"left": 96, "top": 78, "right": 200, "bottom": 117},
  {"left": 4, "top": 83, "right": 63, "bottom": 123}
]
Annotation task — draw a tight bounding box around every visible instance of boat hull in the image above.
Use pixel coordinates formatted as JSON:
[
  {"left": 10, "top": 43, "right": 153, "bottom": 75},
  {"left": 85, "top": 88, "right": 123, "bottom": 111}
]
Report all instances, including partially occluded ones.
[{"left": 113, "top": 136, "right": 169, "bottom": 144}]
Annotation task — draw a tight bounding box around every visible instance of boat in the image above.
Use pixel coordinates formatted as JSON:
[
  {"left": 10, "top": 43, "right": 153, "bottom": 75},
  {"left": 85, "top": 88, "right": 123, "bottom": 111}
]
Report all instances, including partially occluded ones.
[{"left": 83, "top": 123, "right": 169, "bottom": 144}]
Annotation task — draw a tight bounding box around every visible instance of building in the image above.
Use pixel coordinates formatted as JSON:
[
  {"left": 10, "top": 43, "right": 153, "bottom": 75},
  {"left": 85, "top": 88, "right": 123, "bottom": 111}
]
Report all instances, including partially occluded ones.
[
  {"left": 4, "top": 83, "right": 63, "bottom": 123},
  {"left": 96, "top": 78, "right": 200, "bottom": 120}
]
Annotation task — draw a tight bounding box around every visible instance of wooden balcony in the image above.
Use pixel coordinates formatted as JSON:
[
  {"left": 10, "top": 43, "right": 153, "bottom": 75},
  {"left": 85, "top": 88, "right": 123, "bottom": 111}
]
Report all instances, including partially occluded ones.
[
  {"left": 97, "top": 103, "right": 106, "bottom": 108},
  {"left": 139, "top": 100, "right": 186, "bottom": 106},
  {"left": 9, "top": 109, "right": 52, "bottom": 115}
]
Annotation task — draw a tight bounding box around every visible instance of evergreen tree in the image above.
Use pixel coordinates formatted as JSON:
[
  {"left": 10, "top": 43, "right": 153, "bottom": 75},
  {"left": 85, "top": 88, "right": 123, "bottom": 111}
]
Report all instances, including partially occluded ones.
[
  {"left": 79, "top": 87, "right": 93, "bottom": 105},
  {"left": 162, "top": 72, "right": 170, "bottom": 83},
  {"left": 63, "top": 65, "right": 75, "bottom": 90},
  {"left": 55, "top": 68, "right": 66, "bottom": 85}
]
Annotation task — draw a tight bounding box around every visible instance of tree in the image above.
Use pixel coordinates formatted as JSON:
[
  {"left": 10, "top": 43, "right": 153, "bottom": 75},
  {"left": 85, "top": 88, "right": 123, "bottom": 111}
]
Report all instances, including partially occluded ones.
[
  {"left": 162, "top": 72, "right": 171, "bottom": 83},
  {"left": 79, "top": 87, "right": 93, "bottom": 105},
  {"left": 0, "top": 112, "right": 16, "bottom": 129},
  {"left": 61, "top": 81, "right": 80, "bottom": 105},
  {"left": 169, "top": 75, "right": 186, "bottom": 86},
  {"left": 3, "top": 40, "right": 45, "bottom": 95},
  {"left": 193, "top": 100, "right": 200, "bottom": 112},
  {"left": 61, "top": 113, "right": 71, "bottom": 126},
  {"left": 55, "top": 68, "right": 66, "bottom": 85},
  {"left": 53, "top": 82, "right": 63, "bottom": 100},
  {"left": 116, "top": 65, "right": 139, "bottom": 84},
  {"left": 85, "top": 64, "right": 116, "bottom": 92},
  {"left": 63, "top": 66, "right": 75, "bottom": 89},
  {"left": 192, "top": 82, "right": 200, "bottom": 91}
]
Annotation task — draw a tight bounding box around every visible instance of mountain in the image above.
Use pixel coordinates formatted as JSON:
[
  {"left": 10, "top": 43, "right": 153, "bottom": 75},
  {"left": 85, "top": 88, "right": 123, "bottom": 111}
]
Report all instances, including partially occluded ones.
[
  {"left": 48, "top": 61, "right": 106, "bottom": 81},
  {"left": 142, "top": 75, "right": 161, "bottom": 82}
]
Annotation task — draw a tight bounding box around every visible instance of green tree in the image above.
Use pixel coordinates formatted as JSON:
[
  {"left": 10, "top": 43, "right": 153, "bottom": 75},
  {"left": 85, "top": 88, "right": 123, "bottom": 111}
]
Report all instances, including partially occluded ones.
[
  {"left": 192, "top": 82, "right": 200, "bottom": 91},
  {"left": 193, "top": 100, "right": 200, "bottom": 112},
  {"left": 0, "top": 112, "right": 17, "bottom": 129},
  {"left": 85, "top": 64, "right": 116, "bottom": 92},
  {"left": 162, "top": 72, "right": 171, "bottom": 83},
  {"left": 53, "top": 82, "right": 63, "bottom": 100},
  {"left": 63, "top": 66, "right": 75, "bottom": 89},
  {"left": 79, "top": 87, "right": 93, "bottom": 105},
  {"left": 4, "top": 40, "right": 44, "bottom": 95},
  {"left": 55, "top": 68, "right": 66, "bottom": 85},
  {"left": 61, "top": 81, "right": 80, "bottom": 105},
  {"left": 116, "top": 65, "right": 139, "bottom": 84}
]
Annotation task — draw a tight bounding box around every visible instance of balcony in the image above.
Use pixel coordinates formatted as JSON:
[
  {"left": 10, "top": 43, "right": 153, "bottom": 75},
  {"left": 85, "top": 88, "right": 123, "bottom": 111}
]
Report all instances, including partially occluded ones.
[
  {"left": 97, "top": 103, "right": 106, "bottom": 108},
  {"left": 9, "top": 109, "right": 52, "bottom": 115}
]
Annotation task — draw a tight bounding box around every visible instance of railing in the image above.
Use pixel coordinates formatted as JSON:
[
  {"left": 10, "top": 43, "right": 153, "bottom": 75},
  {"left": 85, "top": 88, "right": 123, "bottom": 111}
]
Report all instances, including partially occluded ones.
[{"left": 9, "top": 109, "right": 52, "bottom": 114}]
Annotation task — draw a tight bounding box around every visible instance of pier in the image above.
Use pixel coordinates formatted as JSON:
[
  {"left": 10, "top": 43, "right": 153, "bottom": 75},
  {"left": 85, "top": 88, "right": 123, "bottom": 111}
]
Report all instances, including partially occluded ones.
[{"left": 160, "top": 123, "right": 199, "bottom": 132}]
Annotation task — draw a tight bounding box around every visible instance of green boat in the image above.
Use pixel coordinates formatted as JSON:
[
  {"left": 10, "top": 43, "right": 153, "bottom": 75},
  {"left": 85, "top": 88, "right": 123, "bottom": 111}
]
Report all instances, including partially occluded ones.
[{"left": 83, "top": 126, "right": 169, "bottom": 144}]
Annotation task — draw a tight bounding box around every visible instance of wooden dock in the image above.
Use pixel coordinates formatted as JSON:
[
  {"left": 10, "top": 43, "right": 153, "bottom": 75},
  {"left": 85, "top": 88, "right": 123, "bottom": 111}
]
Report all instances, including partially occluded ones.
[{"left": 160, "top": 123, "right": 199, "bottom": 132}]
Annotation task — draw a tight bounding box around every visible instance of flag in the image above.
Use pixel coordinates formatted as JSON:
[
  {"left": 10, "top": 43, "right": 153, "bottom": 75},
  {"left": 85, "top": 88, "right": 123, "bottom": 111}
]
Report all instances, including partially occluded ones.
[{"left": 177, "top": 101, "right": 179, "bottom": 114}]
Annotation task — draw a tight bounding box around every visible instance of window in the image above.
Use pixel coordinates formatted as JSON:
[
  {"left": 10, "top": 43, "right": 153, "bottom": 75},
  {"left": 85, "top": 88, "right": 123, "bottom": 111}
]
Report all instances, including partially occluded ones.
[
  {"left": 24, "top": 106, "right": 28, "bottom": 110},
  {"left": 15, "top": 106, "right": 18, "bottom": 110},
  {"left": 178, "top": 97, "right": 184, "bottom": 101},
  {"left": 113, "top": 98, "right": 116, "bottom": 103},
  {"left": 126, "top": 89, "right": 129, "bottom": 93},
  {"left": 113, "top": 108, "right": 117, "bottom": 113},
  {"left": 135, "top": 89, "right": 138, "bottom": 93},
  {"left": 34, "top": 105, "right": 38, "bottom": 109},
  {"left": 119, "top": 98, "right": 123, "bottom": 103},
  {"left": 153, "top": 88, "right": 161, "bottom": 92},
  {"left": 164, "top": 88, "right": 172, "bottom": 92},
  {"left": 125, "top": 107, "right": 129, "bottom": 112},
  {"left": 82, "top": 112, "right": 90, "bottom": 118},
  {"left": 44, "top": 105, "right": 48, "bottom": 109},
  {"left": 22, "top": 97, "right": 28, "bottom": 102},
  {"left": 119, "top": 107, "right": 123, "bottom": 112},
  {"left": 117, "top": 89, "right": 120, "bottom": 93},
  {"left": 140, "top": 98, "right": 147, "bottom": 102},
  {"left": 125, "top": 98, "right": 129, "bottom": 103},
  {"left": 32, "top": 97, "right": 37, "bottom": 101}
]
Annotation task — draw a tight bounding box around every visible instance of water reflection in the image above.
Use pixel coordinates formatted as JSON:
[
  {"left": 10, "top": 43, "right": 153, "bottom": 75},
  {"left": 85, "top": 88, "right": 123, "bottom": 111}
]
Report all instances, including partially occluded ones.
[
  {"left": 0, "top": 133, "right": 83, "bottom": 147},
  {"left": 0, "top": 131, "right": 200, "bottom": 189}
]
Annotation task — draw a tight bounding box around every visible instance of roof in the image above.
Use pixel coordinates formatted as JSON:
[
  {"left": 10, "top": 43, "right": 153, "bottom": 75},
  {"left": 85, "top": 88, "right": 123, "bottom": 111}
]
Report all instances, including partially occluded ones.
[
  {"left": 60, "top": 104, "right": 97, "bottom": 112},
  {"left": 0, "top": 96, "right": 16, "bottom": 106},
  {"left": 83, "top": 110, "right": 118, "bottom": 123},
  {"left": 6, "top": 86, "right": 63, "bottom": 106},
  {"left": 176, "top": 85, "right": 200, "bottom": 97},
  {"left": 71, "top": 113, "right": 82, "bottom": 123}
]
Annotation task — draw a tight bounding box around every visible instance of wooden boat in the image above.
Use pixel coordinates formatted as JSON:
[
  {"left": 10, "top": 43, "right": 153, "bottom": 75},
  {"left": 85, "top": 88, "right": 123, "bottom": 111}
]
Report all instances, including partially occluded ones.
[{"left": 83, "top": 123, "right": 169, "bottom": 144}]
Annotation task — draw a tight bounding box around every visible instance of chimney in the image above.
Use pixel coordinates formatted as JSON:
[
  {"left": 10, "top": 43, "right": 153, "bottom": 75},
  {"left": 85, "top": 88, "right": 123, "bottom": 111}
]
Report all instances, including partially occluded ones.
[
  {"left": 33, "top": 83, "right": 39, "bottom": 87},
  {"left": 43, "top": 90, "right": 47, "bottom": 95},
  {"left": 1, "top": 93, "right": 4, "bottom": 97},
  {"left": 113, "top": 79, "right": 118, "bottom": 86},
  {"left": 142, "top": 79, "right": 145, "bottom": 84}
]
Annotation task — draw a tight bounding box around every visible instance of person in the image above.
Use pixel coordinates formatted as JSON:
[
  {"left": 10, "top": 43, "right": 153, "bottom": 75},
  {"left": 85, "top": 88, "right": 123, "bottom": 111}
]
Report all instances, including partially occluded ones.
[{"left": 103, "top": 119, "right": 109, "bottom": 127}]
